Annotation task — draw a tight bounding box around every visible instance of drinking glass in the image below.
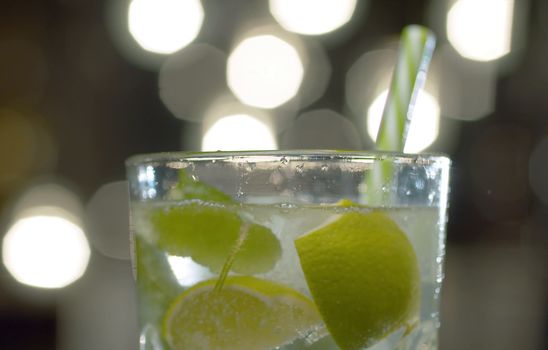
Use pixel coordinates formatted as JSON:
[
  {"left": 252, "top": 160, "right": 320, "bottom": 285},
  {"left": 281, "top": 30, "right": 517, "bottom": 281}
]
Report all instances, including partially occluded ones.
[{"left": 126, "top": 150, "right": 450, "bottom": 350}]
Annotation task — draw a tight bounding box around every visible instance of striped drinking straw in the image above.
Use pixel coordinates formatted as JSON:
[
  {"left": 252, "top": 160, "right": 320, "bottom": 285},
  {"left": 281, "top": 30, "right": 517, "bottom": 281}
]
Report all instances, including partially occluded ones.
[
  {"left": 377, "top": 25, "right": 436, "bottom": 151},
  {"left": 367, "top": 25, "right": 436, "bottom": 204}
]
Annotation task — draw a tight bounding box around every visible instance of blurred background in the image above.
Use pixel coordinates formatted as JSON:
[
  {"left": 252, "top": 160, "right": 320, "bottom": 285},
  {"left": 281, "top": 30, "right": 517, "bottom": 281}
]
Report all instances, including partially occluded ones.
[{"left": 0, "top": 0, "right": 547, "bottom": 349}]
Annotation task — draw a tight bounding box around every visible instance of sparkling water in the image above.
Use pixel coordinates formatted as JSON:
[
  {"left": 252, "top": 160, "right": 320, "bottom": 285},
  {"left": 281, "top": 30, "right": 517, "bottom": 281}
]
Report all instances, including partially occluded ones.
[{"left": 131, "top": 200, "right": 445, "bottom": 350}]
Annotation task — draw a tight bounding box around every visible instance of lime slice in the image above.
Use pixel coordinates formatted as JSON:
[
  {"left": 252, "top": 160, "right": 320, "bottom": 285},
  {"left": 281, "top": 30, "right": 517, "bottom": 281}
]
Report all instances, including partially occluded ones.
[
  {"left": 163, "top": 276, "right": 322, "bottom": 350},
  {"left": 295, "top": 210, "right": 420, "bottom": 350},
  {"left": 150, "top": 170, "right": 281, "bottom": 274}
]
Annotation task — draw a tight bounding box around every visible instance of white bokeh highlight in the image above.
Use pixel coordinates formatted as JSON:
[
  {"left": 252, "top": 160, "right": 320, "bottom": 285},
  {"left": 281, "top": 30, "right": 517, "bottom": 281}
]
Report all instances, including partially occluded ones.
[
  {"left": 202, "top": 114, "right": 277, "bottom": 151},
  {"left": 2, "top": 211, "right": 90, "bottom": 289},
  {"left": 128, "top": 0, "right": 204, "bottom": 54},
  {"left": 227, "top": 35, "right": 304, "bottom": 109},
  {"left": 159, "top": 44, "right": 227, "bottom": 122},
  {"left": 269, "top": 0, "right": 357, "bottom": 35},
  {"left": 86, "top": 181, "right": 131, "bottom": 260},
  {"left": 367, "top": 90, "right": 440, "bottom": 153},
  {"left": 167, "top": 255, "right": 213, "bottom": 287},
  {"left": 447, "top": 0, "right": 514, "bottom": 61},
  {"left": 281, "top": 109, "right": 362, "bottom": 150}
]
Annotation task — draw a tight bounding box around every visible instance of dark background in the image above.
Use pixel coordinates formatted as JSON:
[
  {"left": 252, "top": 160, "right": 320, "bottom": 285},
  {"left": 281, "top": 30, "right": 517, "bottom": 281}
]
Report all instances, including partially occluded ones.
[{"left": 1, "top": 0, "right": 547, "bottom": 349}]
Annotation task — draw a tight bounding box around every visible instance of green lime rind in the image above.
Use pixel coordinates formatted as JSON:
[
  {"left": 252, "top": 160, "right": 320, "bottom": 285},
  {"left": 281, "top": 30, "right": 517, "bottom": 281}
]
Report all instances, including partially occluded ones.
[
  {"left": 163, "top": 276, "right": 322, "bottom": 350},
  {"left": 295, "top": 210, "right": 420, "bottom": 350},
  {"left": 151, "top": 170, "right": 281, "bottom": 274}
]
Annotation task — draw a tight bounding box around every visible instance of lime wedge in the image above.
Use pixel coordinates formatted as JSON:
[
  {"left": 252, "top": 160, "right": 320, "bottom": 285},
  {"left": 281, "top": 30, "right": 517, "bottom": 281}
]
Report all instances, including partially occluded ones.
[
  {"left": 295, "top": 210, "right": 420, "bottom": 350},
  {"left": 149, "top": 170, "right": 281, "bottom": 274},
  {"left": 163, "top": 276, "right": 322, "bottom": 350},
  {"left": 151, "top": 203, "right": 280, "bottom": 273}
]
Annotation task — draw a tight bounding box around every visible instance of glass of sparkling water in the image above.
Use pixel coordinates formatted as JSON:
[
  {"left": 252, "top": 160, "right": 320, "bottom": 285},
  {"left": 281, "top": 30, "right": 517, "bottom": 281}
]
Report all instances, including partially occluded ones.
[{"left": 126, "top": 150, "right": 450, "bottom": 350}]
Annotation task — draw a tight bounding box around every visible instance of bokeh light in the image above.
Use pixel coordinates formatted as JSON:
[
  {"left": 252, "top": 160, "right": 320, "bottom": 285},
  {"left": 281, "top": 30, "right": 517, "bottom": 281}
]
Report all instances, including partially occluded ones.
[
  {"left": 159, "top": 44, "right": 227, "bottom": 122},
  {"left": 57, "top": 254, "right": 138, "bottom": 350},
  {"left": 188, "top": 93, "right": 295, "bottom": 150},
  {"left": 227, "top": 35, "right": 304, "bottom": 109},
  {"left": 107, "top": 0, "right": 164, "bottom": 69},
  {"left": 437, "top": 45, "right": 496, "bottom": 121},
  {"left": 2, "top": 182, "right": 90, "bottom": 289},
  {"left": 447, "top": 0, "right": 514, "bottom": 61},
  {"left": 344, "top": 48, "right": 397, "bottom": 141},
  {"left": 86, "top": 181, "right": 130, "bottom": 260},
  {"left": 269, "top": 0, "right": 358, "bottom": 35},
  {"left": 2, "top": 209, "right": 90, "bottom": 289},
  {"left": 280, "top": 109, "right": 362, "bottom": 150},
  {"left": 167, "top": 255, "right": 213, "bottom": 287},
  {"left": 12, "top": 182, "right": 83, "bottom": 219},
  {"left": 128, "top": 0, "right": 204, "bottom": 54},
  {"left": 201, "top": 114, "right": 277, "bottom": 151},
  {"left": 367, "top": 90, "right": 440, "bottom": 153},
  {"left": 297, "top": 39, "right": 332, "bottom": 109}
]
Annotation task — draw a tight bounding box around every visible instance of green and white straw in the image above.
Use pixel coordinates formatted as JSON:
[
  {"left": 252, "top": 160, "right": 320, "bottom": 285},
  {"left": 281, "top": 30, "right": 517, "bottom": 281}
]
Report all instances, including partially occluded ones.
[
  {"left": 376, "top": 25, "right": 436, "bottom": 151},
  {"left": 367, "top": 25, "right": 436, "bottom": 204}
]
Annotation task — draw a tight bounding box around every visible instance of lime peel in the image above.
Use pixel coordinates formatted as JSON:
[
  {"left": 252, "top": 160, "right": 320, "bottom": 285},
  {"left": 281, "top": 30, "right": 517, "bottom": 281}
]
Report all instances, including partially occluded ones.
[{"left": 295, "top": 209, "right": 421, "bottom": 350}]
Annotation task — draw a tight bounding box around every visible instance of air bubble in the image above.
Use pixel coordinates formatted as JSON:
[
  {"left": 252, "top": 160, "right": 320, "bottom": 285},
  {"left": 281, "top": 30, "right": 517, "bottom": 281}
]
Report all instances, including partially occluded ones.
[
  {"left": 243, "top": 162, "right": 253, "bottom": 172},
  {"left": 320, "top": 164, "right": 328, "bottom": 172},
  {"left": 436, "top": 275, "right": 444, "bottom": 284}
]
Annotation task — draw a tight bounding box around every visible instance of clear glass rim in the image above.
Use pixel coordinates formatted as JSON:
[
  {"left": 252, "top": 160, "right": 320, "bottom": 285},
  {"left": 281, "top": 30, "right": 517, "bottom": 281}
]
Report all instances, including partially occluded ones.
[{"left": 126, "top": 150, "right": 450, "bottom": 167}]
